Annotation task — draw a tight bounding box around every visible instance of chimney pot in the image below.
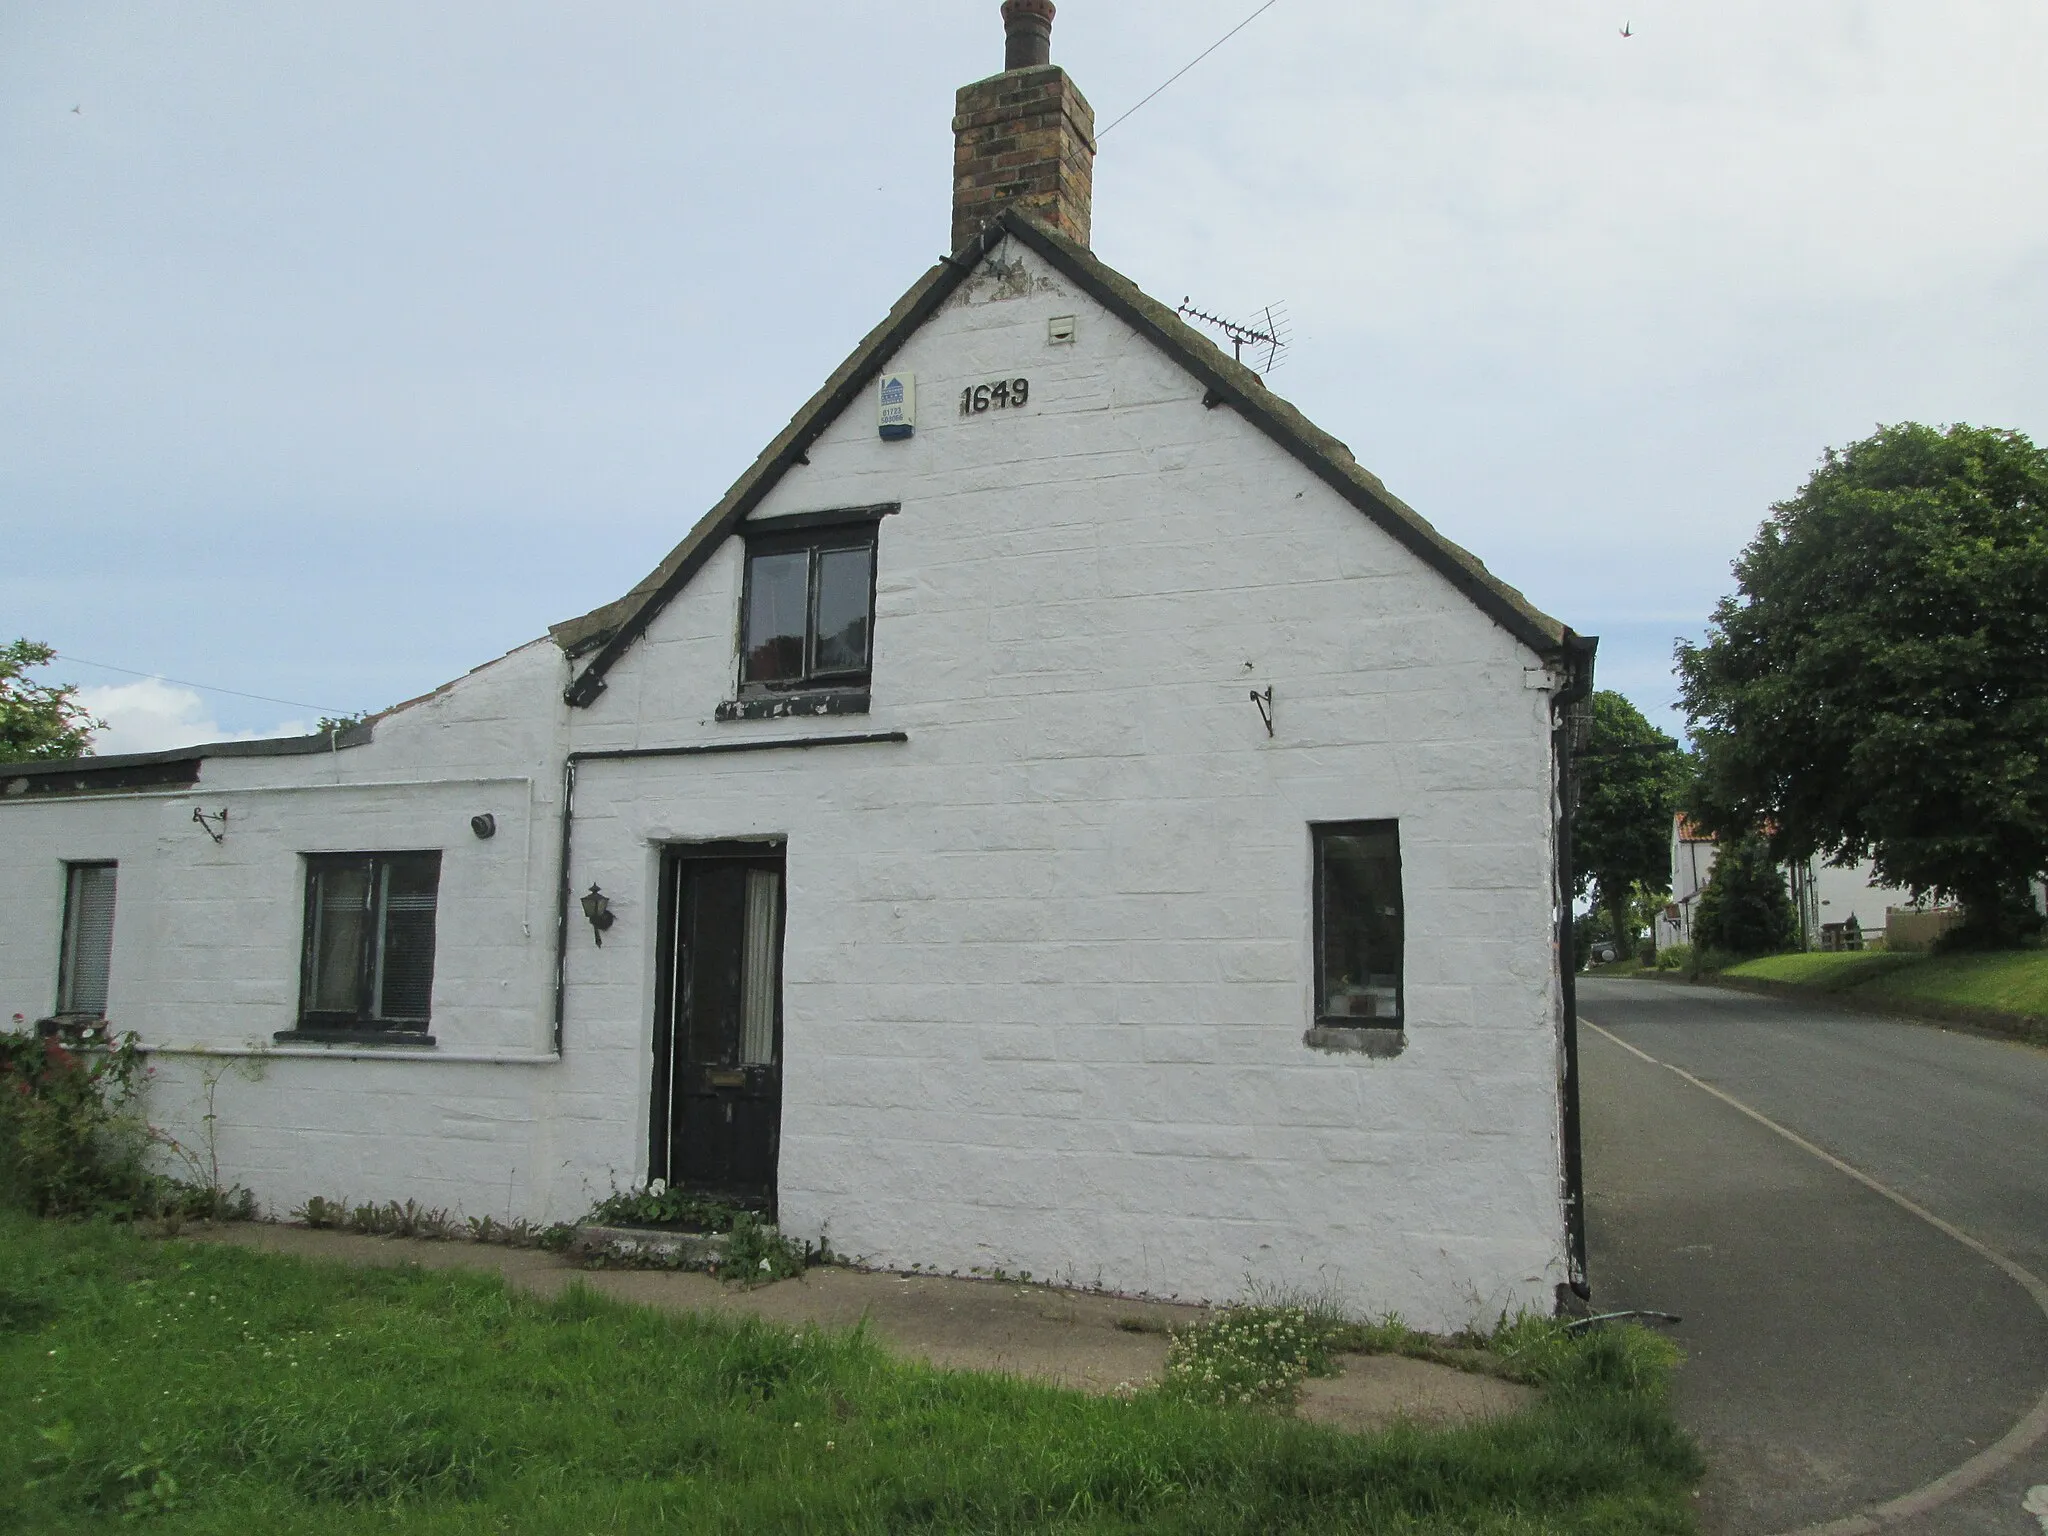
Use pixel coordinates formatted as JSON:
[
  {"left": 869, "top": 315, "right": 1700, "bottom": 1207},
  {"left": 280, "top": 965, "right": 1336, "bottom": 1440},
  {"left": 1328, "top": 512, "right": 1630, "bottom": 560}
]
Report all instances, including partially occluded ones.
[{"left": 1002, "top": 0, "right": 1055, "bottom": 70}]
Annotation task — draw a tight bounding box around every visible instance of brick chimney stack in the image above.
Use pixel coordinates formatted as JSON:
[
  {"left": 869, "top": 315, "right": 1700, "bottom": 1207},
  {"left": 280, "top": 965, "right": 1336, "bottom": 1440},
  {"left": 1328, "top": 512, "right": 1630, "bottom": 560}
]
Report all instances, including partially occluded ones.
[{"left": 951, "top": 0, "right": 1095, "bottom": 253}]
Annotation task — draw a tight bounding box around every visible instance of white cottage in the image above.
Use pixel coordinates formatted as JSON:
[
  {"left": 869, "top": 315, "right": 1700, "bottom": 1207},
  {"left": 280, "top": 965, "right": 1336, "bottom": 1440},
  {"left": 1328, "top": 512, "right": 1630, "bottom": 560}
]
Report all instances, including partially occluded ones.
[
  {"left": 1, "top": 3, "right": 1597, "bottom": 1328},
  {"left": 1655, "top": 813, "right": 1930, "bottom": 952}
]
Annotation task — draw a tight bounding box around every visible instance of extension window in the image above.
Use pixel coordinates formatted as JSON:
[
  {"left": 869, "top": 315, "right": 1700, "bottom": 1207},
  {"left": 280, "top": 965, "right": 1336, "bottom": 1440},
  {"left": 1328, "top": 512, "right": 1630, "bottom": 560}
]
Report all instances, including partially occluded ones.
[
  {"left": 56, "top": 861, "right": 118, "bottom": 1018},
  {"left": 288, "top": 851, "right": 442, "bottom": 1042},
  {"left": 1313, "top": 821, "right": 1404, "bottom": 1034}
]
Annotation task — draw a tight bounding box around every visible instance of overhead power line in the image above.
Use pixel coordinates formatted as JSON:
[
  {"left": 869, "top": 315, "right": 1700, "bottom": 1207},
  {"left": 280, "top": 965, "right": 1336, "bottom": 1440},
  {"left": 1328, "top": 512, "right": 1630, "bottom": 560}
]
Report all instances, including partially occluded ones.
[
  {"left": 1096, "top": 0, "right": 1284, "bottom": 141},
  {"left": 47, "top": 653, "right": 352, "bottom": 716}
]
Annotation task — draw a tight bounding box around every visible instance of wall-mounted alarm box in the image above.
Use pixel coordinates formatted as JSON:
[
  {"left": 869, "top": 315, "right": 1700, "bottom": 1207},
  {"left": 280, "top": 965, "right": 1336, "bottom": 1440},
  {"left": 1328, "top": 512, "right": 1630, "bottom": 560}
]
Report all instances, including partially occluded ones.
[
  {"left": 878, "top": 372, "right": 915, "bottom": 440},
  {"left": 1048, "top": 315, "right": 1076, "bottom": 344}
]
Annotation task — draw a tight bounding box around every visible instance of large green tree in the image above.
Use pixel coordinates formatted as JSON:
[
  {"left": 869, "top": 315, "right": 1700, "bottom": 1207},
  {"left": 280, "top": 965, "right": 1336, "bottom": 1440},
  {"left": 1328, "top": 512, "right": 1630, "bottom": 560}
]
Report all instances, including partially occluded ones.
[
  {"left": 1573, "top": 690, "right": 1689, "bottom": 963},
  {"left": 1678, "top": 423, "right": 2048, "bottom": 947},
  {"left": 0, "top": 640, "right": 99, "bottom": 763}
]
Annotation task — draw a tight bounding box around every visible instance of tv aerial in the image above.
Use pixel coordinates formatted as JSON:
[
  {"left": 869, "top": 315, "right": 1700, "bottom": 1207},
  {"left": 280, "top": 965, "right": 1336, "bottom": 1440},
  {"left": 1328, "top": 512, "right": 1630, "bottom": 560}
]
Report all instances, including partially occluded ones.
[{"left": 1176, "top": 297, "right": 1291, "bottom": 375}]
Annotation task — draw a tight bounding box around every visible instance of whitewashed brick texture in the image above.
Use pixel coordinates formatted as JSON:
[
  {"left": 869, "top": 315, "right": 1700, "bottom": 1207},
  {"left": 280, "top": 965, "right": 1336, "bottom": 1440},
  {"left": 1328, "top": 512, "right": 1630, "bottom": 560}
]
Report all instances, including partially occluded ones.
[{"left": 0, "top": 239, "right": 1568, "bottom": 1329}]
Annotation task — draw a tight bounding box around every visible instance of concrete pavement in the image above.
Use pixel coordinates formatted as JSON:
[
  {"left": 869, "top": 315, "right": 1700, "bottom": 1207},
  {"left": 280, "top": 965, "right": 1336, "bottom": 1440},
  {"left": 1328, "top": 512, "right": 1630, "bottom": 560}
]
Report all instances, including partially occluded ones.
[
  {"left": 183, "top": 1223, "right": 1535, "bottom": 1431},
  {"left": 1580, "top": 976, "right": 2048, "bottom": 1535}
]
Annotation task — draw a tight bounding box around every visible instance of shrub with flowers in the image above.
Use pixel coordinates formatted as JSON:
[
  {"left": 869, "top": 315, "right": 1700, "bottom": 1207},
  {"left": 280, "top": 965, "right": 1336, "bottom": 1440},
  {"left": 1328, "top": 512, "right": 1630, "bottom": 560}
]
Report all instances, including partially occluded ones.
[
  {"left": 1160, "top": 1304, "right": 1339, "bottom": 1408},
  {"left": 0, "top": 1020, "right": 153, "bottom": 1216}
]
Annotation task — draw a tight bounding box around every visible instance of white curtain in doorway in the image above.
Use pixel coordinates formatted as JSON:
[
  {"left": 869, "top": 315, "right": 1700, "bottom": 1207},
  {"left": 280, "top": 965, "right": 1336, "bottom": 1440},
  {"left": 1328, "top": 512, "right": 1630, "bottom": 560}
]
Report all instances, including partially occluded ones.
[{"left": 740, "top": 869, "right": 781, "bottom": 1065}]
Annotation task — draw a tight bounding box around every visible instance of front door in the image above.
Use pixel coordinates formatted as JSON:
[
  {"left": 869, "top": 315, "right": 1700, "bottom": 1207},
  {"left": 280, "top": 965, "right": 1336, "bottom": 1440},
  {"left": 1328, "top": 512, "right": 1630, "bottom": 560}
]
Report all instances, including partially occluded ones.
[{"left": 650, "top": 843, "right": 785, "bottom": 1213}]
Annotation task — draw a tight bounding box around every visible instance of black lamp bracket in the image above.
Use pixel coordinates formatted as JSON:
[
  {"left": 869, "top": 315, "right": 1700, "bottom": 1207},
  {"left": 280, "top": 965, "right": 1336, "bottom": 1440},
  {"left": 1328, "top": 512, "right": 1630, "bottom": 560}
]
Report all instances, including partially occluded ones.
[
  {"left": 192, "top": 806, "right": 229, "bottom": 843},
  {"left": 1250, "top": 686, "right": 1273, "bottom": 738},
  {"left": 580, "top": 883, "right": 616, "bottom": 946}
]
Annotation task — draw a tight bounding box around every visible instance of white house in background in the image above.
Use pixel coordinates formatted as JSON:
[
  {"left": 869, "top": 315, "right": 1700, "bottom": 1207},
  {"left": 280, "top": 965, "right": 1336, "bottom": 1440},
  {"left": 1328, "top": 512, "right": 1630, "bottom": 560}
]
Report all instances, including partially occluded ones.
[
  {"left": 0, "top": 4, "right": 1599, "bottom": 1328},
  {"left": 1657, "top": 814, "right": 1930, "bottom": 951}
]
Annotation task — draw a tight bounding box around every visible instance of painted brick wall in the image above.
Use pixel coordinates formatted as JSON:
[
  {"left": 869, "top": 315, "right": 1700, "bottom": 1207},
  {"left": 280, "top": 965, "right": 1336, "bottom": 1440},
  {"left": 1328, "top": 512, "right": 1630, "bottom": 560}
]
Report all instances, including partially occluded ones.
[
  {"left": 952, "top": 64, "right": 1094, "bottom": 254},
  {"left": 565, "top": 238, "right": 1570, "bottom": 1325},
  {"left": 0, "top": 237, "right": 1569, "bottom": 1328}
]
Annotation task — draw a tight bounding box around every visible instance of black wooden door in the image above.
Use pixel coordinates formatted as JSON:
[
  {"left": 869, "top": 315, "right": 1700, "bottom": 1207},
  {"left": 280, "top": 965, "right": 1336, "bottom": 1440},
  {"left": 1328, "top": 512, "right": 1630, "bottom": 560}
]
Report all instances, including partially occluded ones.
[{"left": 650, "top": 844, "right": 785, "bottom": 1213}]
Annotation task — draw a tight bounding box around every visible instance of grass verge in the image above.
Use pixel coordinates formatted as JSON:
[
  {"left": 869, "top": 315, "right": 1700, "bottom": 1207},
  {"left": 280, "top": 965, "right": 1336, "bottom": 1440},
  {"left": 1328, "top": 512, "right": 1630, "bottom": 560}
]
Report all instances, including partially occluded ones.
[
  {"left": 0, "top": 1213, "right": 1702, "bottom": 1534},
  {"left": 1720, "top": 948, "right": 2048, "bottom": 1024}
]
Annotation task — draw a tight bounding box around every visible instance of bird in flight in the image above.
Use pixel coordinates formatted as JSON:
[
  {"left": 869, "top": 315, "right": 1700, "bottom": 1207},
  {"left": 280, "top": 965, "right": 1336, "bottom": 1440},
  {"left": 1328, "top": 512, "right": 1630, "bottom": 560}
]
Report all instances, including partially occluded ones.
[{"left": 1620, "top": 21, "right": 1633, "bottom": 36}]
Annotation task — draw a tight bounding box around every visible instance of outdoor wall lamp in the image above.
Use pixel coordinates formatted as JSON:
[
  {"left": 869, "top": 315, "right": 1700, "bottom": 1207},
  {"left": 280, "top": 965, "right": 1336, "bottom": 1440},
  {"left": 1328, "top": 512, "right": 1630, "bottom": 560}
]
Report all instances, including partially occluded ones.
[{"left": 580, "top": 884, "right": 615, "bottom": 946}]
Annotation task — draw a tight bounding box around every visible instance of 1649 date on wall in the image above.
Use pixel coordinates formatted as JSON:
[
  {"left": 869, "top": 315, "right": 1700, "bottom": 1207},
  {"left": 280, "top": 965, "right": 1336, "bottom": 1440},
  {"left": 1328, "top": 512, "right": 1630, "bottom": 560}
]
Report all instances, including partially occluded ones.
[{"left": 959, "top": 378, "right": 1030, "bottom": 415}]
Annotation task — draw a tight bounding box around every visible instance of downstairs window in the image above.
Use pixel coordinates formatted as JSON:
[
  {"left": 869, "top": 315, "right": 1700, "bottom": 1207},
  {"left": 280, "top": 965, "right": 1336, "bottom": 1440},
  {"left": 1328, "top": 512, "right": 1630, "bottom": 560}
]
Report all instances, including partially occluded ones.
[
  {"left": 295, "top": 851, "right": 441, "bottom": 1037},
  {"left": 57, "top": 861, "right": 118, "bottom": 1018},
  {"left": 1314, "top": 821, "right": 1404, "bottom": 1031}
]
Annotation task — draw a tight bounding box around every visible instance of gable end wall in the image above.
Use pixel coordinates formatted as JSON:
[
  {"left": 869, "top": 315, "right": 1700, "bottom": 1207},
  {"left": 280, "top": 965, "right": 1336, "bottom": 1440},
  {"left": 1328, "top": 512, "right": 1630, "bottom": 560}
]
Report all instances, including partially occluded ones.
[{"left": 564, "top": 240, "right": 1568, "bottom": 1324}]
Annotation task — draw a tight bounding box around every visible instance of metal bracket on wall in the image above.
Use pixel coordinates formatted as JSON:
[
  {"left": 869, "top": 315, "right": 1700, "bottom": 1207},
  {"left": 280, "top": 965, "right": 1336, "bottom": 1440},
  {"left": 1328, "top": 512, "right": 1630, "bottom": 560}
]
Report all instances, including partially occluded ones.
[
  {"left": 1250, "top": 686, "right": 1274, "bottom": 737},
  {"left": 191, "top": 806, "right": 228, "bottom": 843}
]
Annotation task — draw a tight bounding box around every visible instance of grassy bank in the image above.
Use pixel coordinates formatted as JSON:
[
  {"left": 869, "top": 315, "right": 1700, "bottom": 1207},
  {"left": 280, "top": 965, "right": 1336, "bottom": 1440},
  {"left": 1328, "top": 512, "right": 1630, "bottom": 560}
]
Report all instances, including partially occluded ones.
[
  {"left": 0, "top": 1213, "right": 1701, "bottom": 1534},
  {"left": 1721, "top": 948, "right": 2048, "bottom": 1022}
]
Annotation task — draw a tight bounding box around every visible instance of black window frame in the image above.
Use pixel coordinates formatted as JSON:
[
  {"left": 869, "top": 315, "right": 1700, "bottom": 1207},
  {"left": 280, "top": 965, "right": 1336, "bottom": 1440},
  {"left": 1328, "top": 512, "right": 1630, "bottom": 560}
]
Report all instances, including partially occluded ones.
[
  {"left": 288, "top": 850, "right": 443, "bottom": 1043},
  {"left": 734, "top": 516, "right": 881, "bottom": 698},
  {"left": 56, "top": 860, "right": 118, "bottom": 1019},
  {"left": 1311, "top": 821, "right": 1405, "bottom": 1035}
]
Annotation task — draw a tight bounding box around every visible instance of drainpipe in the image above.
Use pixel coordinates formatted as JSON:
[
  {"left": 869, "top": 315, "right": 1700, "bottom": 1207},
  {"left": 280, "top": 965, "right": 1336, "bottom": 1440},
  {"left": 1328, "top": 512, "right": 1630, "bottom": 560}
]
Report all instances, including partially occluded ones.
[
  {"left": 1552, "top": 630, "right": 1598, "bottom": 1302},
  {"left": 551, "top": 756, "right": 580, "bottom": 1057}
]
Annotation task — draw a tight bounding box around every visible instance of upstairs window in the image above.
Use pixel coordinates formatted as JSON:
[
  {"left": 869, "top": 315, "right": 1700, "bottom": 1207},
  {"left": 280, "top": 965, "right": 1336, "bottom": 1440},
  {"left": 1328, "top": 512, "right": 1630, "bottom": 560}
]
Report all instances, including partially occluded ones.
[
  {"left": 739, "top": 524, "right": 876, "bottom": 693},
  {"left": 1314, "top": 822, "right": 1404, "bottom": 1030},
  {"left": 298, "top": 852, "right": 441, "bottom": 1034},
  {"left": 57, "top": 862, "right": 117, "bottom": 1017}
]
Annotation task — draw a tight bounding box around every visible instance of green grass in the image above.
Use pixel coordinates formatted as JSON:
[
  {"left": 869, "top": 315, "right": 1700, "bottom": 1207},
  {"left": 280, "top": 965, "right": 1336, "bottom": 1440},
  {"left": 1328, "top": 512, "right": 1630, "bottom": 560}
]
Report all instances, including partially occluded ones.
[
  {"left": 0, "top": 1213, "right": 1703, "bottom": 1534},
  {"left": 1723, "top": 948, "right": 2048, "bottom": 1019}
]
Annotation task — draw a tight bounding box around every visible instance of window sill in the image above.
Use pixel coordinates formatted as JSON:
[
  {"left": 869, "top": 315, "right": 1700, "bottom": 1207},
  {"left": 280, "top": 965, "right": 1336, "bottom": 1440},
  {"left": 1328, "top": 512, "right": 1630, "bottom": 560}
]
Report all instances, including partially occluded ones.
[
  {"left": 1303, "top": 1025, "right": 1405, "bottom": 1058},
  {"left": 273, "top": 1029, "right": 437, "bottom": 1049},
  {"left": 716, "top": 689, "right": 870, "bottom": 722}
]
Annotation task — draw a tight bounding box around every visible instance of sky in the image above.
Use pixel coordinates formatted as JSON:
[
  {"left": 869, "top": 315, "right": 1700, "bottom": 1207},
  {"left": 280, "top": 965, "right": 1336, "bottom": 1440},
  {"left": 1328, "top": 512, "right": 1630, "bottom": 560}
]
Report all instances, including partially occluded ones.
[{"left": 5, "top": 1, "right": 2045, "bottom": 755}]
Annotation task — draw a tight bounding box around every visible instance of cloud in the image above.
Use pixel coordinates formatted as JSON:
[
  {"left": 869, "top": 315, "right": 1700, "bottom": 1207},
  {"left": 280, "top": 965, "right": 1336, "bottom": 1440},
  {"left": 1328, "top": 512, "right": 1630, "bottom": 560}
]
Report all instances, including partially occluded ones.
[{"left": 76, "top": 679, "right": 308, "bottom": 757}]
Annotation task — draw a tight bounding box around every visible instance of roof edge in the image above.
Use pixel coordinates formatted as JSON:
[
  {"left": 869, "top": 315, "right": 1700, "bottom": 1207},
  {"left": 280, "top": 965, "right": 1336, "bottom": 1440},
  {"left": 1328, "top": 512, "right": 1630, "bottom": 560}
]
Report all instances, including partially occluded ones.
[
  {"left": 995, "top": 213, "right": 1569, "bottom": 657},
  {"left": 0, "top": 720, "right": 375, "bottom": 779},
  {"left": 554, "top": 207, "right": 1573, "bottom": 705},
  {"left": 554, "top": 223, "right": 1012, "bottom": 705}
]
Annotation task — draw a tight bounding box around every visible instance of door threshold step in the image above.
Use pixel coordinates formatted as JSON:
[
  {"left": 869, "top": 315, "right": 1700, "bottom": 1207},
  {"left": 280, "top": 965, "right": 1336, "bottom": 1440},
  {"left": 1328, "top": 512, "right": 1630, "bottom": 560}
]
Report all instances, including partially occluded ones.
[{"left": 571, "top": 1223, "right": 730, "bottom": 1270}]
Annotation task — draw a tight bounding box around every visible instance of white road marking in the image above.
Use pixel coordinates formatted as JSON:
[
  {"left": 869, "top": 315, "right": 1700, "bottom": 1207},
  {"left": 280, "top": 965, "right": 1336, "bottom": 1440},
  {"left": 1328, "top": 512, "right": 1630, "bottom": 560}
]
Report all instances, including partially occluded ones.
[{"left": 1583, "top": 1019, "right": 2048, "bottom": 1536}]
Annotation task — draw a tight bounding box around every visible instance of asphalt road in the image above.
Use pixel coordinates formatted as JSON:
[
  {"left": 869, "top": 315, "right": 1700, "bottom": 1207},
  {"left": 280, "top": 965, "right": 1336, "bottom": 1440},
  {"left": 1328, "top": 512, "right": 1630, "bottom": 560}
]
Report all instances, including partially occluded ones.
[{"left": 1579, "top": 977, "right": 2048, "bottom": 1536}]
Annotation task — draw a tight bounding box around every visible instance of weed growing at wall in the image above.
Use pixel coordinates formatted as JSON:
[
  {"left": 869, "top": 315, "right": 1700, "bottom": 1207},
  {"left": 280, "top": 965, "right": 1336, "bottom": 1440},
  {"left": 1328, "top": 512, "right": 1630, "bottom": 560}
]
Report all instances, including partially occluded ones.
[
  {"left": 713, "top": 1212, "right": 808, "bottom": 1285},
  {"left": 291, "top": 1195, "right": 569, "bottom": 1249},
  {"left": 152, "top": 1055, "right": 265, "bottom": 1217},
  {"left": 586, "top": 1178, "right": 742, "bottom": 1232}
]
